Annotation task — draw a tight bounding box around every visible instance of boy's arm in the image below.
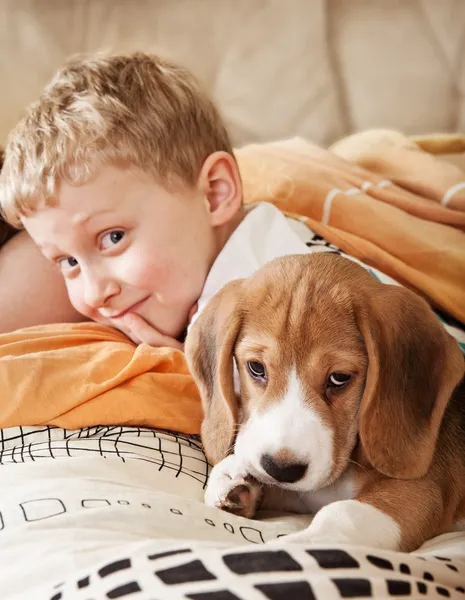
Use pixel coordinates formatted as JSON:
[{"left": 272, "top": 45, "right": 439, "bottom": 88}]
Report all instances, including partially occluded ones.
[{"left": 0, "top": 231, "right": 85, "bottom": 333}]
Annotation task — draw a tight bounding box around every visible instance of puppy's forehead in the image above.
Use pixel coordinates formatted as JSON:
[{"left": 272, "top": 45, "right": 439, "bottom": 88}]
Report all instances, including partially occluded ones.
[
  {"left": 236, "top": 255, "right": 370, "bottom": 358},
  {"left": 243, "top": 254, "right": 357, "bottom": 318}
]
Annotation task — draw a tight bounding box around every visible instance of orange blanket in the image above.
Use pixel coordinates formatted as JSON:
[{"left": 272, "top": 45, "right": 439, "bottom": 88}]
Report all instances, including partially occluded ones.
[
  {"left": 1, "top": 130, "right": 464, "bottom": 433},
  {"left": 238, "top": 133, "right": 465, "bottom": 323},
  {"left": 0, "top": 322, "right": 202, "bottom": 433}
]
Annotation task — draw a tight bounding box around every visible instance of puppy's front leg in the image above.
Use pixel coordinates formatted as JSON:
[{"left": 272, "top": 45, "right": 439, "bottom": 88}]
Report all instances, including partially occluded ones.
[
  {"left": 205, "top": 454, "right": 263, "bottom": 519},
  {"left": 281, "top": 499, "right": 401, "bottom": 550},
  {"left": 280, "top": 478, "right": 444, "bottom": 551}
]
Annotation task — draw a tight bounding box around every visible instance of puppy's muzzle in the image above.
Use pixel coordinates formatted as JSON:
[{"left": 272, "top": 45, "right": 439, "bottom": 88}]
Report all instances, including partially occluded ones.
[{"left": 260, "top": 453, "right": 308, "bottom": 483}]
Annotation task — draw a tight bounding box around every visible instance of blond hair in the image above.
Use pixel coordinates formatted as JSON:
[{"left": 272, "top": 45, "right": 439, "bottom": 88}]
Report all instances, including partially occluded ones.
[{"left": 0, "top": 52, "right": 234, "bottom": 227}]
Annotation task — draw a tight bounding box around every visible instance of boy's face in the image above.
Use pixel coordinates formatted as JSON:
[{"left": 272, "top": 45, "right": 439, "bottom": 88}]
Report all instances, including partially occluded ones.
[{"left": 23, "top": 162, "right": 238, "bottom": 343}]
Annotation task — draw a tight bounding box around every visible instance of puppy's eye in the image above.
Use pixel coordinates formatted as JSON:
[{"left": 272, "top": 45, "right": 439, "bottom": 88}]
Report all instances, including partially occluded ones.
[
  {"left": 247, "top": 361, "right": 267, "bottom": 381},
  {"left": 327, "top": 372, "right": 352, "bottom": 388}
]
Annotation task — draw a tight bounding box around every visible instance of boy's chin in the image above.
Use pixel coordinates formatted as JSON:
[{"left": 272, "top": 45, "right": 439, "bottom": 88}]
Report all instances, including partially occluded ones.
[{"left": 173, "top": 303, "right": 198, "bottom": 344}]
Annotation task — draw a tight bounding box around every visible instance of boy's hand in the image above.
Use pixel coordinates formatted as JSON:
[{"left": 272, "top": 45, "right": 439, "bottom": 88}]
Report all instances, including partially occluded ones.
[{"left": 121, "top": 313, "right": 183, "bottom": 351}]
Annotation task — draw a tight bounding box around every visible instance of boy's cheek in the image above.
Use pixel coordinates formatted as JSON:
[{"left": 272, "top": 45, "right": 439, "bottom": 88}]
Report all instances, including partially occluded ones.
[
  {"left": 66, "top": 287, "right": 94, "bottom": 320},
  {"left": 124, "top": 259, "right": 172, "bottom": 291},
  {"left": 120, "top": 247, "right": 200, "bottom": 300}
]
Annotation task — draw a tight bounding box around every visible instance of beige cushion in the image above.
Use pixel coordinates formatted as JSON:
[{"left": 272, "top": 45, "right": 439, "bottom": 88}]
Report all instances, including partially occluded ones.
[{"left": 0, "top": 0, "right": 464, "bottom": 147}]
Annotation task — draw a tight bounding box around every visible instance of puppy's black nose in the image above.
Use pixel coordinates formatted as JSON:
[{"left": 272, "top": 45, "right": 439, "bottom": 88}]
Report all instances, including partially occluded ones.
[{"left": 260, "top": 453, "right": 308, "bottom": 483}]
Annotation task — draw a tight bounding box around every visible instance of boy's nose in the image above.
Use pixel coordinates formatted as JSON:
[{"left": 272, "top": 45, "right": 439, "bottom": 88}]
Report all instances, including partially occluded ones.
[{"left": 83, "top": 273, "right": 120, "bottom": 308}]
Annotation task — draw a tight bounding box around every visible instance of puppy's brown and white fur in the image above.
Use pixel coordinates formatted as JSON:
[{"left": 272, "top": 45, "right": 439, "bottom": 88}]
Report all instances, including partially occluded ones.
[{"left": 185, "top": 254, "right": 465, "bottom": 552}]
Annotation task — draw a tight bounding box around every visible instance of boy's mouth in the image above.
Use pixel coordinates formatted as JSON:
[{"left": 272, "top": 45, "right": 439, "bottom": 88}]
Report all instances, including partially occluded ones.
[{"left": 107, "top": 297, "right": 150, "bottom": 320}]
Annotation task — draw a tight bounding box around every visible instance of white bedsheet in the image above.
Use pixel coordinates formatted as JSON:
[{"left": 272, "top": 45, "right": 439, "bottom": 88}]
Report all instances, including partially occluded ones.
[{"left": 0, "top": 425, "right": 463, "bottom": 599}]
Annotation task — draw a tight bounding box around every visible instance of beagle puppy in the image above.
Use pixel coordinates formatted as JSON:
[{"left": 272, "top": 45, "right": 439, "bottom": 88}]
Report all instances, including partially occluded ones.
[{"left": 185, "top": 253, "right": 465, "bottom": 552}]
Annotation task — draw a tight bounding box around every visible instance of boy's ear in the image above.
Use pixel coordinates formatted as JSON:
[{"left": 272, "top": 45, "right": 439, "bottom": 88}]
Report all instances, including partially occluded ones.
[{"left": 198, "top": 151, "right": 242, "bottom": 226}]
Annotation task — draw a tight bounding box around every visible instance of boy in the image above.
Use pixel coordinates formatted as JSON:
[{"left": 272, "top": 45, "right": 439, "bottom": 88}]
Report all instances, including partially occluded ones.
[{"left": 0, "top": 52, "right": 245, "bottom": 346}]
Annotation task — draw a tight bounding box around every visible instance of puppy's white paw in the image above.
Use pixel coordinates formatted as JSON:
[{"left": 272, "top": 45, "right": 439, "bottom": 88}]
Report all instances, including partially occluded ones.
[
  {"left": 272, "top": 500, "right": 401, "bottom": 550},
  {"left": 214, "top": 478, "right": 263, "bottom": 519},
  {"left": 205, "top": 455, "right": 263, "bottom": 519}
]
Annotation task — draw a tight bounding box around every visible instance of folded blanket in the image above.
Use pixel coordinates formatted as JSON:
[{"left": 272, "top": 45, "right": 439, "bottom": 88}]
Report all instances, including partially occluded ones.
[
  {"left": 237, "top": 132, "right": 465, "bottom": 322},
  {"left": 0, "top": 322, "right": 202, "bottom": 433},
  {"left": 0, "top": 130, "right": 464, "bottom": 433},
  {"left": 330, "top": 129, "right": 465, "bottom": 212}
]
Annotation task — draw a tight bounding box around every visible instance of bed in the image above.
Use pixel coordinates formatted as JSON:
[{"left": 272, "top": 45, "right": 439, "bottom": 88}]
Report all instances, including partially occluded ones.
[
  {"left": 1, "top": 2, "right": 465, "bottom": 598},
  {"left": 0, "top": 424, "right": 464, "bottom": 599}
]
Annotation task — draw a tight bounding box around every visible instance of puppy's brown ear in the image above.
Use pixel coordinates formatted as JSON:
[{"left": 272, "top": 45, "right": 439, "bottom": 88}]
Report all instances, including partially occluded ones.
[
  {"left": 357, "top": 285, "right": 464, "bottom": 479},
  {"left": 184, "top": 280, "right": 244, "bottom": 465}
]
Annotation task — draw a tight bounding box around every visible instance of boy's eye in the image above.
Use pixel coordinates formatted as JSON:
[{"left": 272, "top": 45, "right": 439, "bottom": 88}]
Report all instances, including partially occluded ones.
[
  {"left": 59, "top": 256, "right": 79, "bottom": 271},
  {"left": 101, "top": 230, "right": 125, "bottom": 249}
]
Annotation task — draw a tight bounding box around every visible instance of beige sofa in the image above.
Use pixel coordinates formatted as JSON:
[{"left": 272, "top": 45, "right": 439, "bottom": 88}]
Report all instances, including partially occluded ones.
[{"left": 1, "top": 0, "right": 464, "bottom": 148}]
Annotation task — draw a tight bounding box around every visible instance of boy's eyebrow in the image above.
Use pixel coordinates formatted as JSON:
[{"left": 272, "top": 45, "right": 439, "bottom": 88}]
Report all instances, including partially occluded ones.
[
  {"left": 37, "top": 241, "right": 60, "bottom": 255},
  {"left": 73, "top": 210, "right": 116, "bottom": 226}
]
